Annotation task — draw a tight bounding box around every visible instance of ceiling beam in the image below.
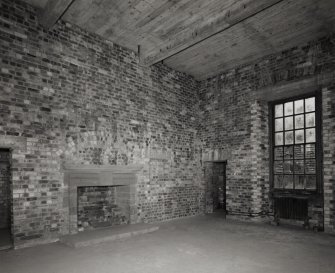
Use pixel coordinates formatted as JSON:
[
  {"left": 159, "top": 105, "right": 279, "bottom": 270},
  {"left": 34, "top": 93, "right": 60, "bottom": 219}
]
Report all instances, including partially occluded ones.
[
  {"left": 38, "top": 0, "right": 76, "bottom": 30},
  {"left": 143, "top": 0, "right": 285, "bottom": 66}
]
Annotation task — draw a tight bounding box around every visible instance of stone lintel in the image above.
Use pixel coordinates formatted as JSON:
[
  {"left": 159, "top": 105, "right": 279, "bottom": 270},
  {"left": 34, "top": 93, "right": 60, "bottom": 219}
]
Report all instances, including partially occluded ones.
[{"left": 62, "top": 163, "right": 144, "bottom": 174}]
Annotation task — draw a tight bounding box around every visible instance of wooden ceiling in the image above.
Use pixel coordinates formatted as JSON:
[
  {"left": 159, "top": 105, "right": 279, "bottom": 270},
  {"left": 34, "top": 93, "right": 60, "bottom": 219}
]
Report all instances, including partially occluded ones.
[{"left": 23, "top": 0, "right": 335, "bottom": 80}]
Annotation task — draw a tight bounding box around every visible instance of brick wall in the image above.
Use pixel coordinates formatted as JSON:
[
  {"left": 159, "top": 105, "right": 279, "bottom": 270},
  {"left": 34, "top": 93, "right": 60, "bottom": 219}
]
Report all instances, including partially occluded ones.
[
  {"left": 198, "top": 34, "right": 335, "bottom": 230},
  {"left": 322, "top": 87, "right": 335, "bottom": 232},
  {"left": 0, "top": 0, "right": 203, "bottom": 248}
]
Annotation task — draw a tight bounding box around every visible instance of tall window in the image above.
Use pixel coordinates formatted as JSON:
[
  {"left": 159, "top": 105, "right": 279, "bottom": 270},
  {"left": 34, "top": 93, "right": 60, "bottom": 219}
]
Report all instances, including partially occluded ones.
[{"left": 272, "top": 95, "right": 320, "bottom": 191}]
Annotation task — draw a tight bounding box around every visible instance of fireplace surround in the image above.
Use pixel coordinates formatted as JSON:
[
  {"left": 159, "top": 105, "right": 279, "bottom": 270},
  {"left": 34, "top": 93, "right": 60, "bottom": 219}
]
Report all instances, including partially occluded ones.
[{"left": 63, "top": 164, "right": 143, "bottom": 234}]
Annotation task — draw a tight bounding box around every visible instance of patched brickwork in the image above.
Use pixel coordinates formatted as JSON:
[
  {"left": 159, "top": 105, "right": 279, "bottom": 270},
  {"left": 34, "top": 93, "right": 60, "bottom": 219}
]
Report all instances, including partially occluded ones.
[
  {"left": 198, "top": 34, "right": 335, "bottom": 230},
  {"left": 249, "top": 100, "right": 270, "bottom": 219},
  {"left": 0, "top": 0, "right": 203, "bottom": 248},
  {"left": 139, "top": 185, "right": 202, "bottom": 222}
]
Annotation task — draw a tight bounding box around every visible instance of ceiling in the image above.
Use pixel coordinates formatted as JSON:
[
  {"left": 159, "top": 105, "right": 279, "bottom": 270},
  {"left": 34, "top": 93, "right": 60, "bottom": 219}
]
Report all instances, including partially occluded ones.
[{"left": 22, "top": 0, "right": 335, "bottom": 80}]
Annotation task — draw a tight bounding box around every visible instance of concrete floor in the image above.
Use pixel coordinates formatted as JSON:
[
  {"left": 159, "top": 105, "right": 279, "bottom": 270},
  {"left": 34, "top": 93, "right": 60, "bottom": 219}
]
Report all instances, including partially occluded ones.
[{"left": 1, "top": 215, "right": 335, "bottom": 273}]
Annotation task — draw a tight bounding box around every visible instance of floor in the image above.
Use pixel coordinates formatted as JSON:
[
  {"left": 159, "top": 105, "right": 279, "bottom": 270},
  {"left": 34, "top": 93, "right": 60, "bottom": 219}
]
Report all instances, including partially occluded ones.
[
  {"left": 0, "top": 228, "right": 11, "bottom": 251},
  {"left": 1, "top": 215, "right": 335, "bottom": 273}
]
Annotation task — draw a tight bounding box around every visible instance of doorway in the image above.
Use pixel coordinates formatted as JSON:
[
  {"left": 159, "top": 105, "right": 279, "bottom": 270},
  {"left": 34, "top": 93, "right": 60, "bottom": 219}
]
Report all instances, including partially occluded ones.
[
  {"left": 205, "top": 161, "right": 227, "bottom": 216},
  {"left": 0, "top": 148, "right": 12, "bottom": 250},
  {"left": 212, "top": 162, "right": 226, "bottom": 212}
]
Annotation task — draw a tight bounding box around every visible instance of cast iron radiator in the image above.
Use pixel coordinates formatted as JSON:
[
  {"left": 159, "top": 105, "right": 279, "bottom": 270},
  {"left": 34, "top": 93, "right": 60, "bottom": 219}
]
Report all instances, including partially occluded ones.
[{"left": 274, "top": 197, "right": 308, "bottom": 220}]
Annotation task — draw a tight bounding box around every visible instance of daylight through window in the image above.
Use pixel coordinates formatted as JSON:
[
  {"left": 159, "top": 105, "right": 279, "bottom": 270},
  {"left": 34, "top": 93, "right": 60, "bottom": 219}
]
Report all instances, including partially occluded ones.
[{"left": 272, "top": 96, "right": 318, "bottom": 190}]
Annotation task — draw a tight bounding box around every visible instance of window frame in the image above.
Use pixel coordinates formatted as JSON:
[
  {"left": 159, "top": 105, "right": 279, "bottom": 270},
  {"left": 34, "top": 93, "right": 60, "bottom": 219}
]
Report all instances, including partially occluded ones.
[{"left": 269, "top": 91, "right": 323, "bottom": 195}]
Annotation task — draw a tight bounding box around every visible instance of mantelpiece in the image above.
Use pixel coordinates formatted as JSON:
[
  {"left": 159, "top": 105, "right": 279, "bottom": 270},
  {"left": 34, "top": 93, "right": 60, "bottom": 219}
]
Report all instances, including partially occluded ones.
[{"left": 63, "top": 164, "right": 144, "bottom": 233}]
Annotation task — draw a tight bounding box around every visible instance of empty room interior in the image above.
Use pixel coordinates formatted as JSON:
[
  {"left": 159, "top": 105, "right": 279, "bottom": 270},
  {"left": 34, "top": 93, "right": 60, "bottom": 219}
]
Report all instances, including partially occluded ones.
[{"left": 0, "top": 0, "right": 335, "bottom": 272}]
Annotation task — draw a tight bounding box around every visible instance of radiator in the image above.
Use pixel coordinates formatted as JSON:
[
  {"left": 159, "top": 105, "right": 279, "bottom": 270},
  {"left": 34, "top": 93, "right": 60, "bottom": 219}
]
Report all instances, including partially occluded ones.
[{"left": 274, "top": 197, "right": 308, "bottom": 220}]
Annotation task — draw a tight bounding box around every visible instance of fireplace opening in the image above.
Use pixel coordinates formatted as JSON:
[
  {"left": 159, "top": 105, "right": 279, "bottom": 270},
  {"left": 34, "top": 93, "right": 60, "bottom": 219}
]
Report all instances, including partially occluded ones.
[{"left": 77, "top": 186, "right": 130, "bottom": 231}]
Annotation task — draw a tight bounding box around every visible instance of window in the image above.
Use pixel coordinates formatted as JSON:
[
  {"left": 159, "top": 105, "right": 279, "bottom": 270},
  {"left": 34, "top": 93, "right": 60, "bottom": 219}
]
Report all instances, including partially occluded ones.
[{"left": 271, "top": 94, "right": 320, "bottom": 191}]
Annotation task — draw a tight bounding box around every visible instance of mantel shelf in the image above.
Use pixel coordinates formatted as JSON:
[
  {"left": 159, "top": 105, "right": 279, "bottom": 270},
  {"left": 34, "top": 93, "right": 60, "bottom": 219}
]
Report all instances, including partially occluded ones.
[{"left": 62, "top": 163, "right": 144, "bottom": 174}]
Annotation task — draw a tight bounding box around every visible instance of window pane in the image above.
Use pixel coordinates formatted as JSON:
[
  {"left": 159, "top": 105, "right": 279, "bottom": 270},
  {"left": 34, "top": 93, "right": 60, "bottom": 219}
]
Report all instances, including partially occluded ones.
[
  {"left": 295, "top": 114, "right": 304, "bottom": 129},
  {"left": 274, "top": 161, "right": 284, "bottom": 173},
  {"left": 305, "top": 159, "right": 316, "bottom": 174},
  {"left": 294, "top": 160, "right": 304, "bottom": 174},
  {"left": 275, "top": 104, "right": 283, "bottom": 117},
  {"left": 285, "top": 131, "right": 294, "bottom": 145},
  {"left": 274, "top": 147, "right": 283, "bottom": 160},
  {"left": 295, "top": 175, "right": 305, "bottom": 189},
  {"left": 305, "top": 97, "right": 315, "bottom": 112},
  {"left": 284, "top": 102, "right": 293, "bottom": 116},
  {"left": 285, "top": 116, "right": 293, "bottom": 130},
  {"left": 306, "top": 113, "right": 315, "bottom": 127},
  {"left": 273, "top": 96, "right": 318, "bottom": 192},
  {"left": 283, "top": 175, "right": 294, "bottom": 189},
  {"left": 306, "top": 175, "right": 316, "bottom": 190},
  {"left": 306, "top": 128, "right": 316, "bottom": 143},
  {"left": 294, "top": 99, "right": 304, "bottom": 114},
  {"left": 284, "top": 146, "right": 293, "bottom": 160},
  {"left": 274, "top": 175, "right": 284, "bottom": 189},
  {"left": 294, "top": 145, "right": 304, "bottom": 159},
  {"left": 283, "top": 160, "right": 293, "bottom": 174},
  {"left": 305, "top": 144, "right": 315, "bottom": 158},
  {"left": 275, "top": 132, "right": 283, "bottom": 146},
  {"left": 295, "top": 129, "right": 304, "bottom": 144},
  {"left": 275, "top": 118, "right": 283, "bottom": 132}
]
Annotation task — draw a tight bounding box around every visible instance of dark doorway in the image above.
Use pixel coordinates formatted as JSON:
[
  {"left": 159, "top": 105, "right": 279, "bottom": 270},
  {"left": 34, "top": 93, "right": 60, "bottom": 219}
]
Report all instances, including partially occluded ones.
[
  {"left": 0, "top": 149, "right": 12, "bottom": 250},
  {"left": 212, "top": 162, "right": 226, "bottom": 212},
  {"left": 205, "top": 161, "right": 227, "bottom": 216}
]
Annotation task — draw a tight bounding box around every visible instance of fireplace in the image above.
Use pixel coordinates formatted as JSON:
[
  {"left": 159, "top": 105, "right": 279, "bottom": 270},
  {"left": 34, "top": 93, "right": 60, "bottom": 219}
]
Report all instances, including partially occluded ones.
[
  {"left": 63, "top": 164, "right": 143, "bottom": 234},
  {"left": 77, "top": 186, "right": 130, "bottom": 230}
]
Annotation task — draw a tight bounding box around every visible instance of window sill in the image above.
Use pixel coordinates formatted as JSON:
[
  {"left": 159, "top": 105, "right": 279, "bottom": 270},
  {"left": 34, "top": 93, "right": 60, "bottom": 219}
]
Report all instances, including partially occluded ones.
[{"left": 271, "top": 189, "right": 319, "bottom": 198}]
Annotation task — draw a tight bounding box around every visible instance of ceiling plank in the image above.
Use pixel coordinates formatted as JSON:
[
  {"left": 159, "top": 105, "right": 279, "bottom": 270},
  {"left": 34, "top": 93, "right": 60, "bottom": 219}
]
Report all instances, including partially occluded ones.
[
  {"left": 143, "top": 0, "right": 284, "bottom": 66},
  {"left": 163, "top": 0, "right": 335, "bottom": 80},
  {"left": 38, "top": 0, "right": 76, "bottom": 29}
]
